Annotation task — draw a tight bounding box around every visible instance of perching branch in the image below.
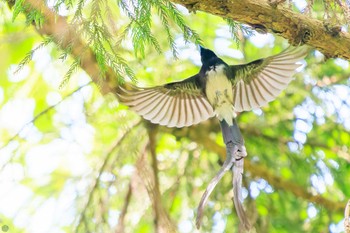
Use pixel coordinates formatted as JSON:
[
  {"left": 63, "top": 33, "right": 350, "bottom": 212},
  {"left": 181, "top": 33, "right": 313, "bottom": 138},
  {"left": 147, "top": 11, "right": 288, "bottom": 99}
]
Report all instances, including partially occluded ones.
[{"left": 170, "top": 0, "right": 350, "bottom": 60}]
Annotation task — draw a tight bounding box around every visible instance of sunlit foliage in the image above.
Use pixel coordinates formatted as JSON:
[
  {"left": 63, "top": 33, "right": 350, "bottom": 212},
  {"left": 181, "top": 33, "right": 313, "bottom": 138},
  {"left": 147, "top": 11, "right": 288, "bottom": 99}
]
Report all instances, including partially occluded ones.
[{"left": 0, "top": 0, "right": 349, "bottom": 233}]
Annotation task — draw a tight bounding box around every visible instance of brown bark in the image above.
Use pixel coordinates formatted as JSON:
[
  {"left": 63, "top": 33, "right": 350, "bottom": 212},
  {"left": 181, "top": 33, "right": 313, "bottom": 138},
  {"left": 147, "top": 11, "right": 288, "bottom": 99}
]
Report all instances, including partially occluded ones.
[
  {"left": 147, "top": 124, "right": 177, "bottom": 233},
  {"left": 171, "top": 0, "right": 350, "bottom": 60}
]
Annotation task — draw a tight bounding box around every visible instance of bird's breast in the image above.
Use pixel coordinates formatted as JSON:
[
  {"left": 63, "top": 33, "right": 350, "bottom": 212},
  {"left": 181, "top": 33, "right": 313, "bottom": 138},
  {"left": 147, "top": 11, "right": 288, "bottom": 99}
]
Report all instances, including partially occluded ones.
[{"left": 205, "top": 65, "right": 235, "bottom": 125}]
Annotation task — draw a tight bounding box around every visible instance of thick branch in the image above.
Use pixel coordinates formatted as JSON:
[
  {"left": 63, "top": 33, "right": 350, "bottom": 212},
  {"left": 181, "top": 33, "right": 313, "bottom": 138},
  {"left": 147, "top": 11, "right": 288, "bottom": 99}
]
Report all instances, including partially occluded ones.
[{"left": 171, "top": 0, "right": 350, "bottom": 60}]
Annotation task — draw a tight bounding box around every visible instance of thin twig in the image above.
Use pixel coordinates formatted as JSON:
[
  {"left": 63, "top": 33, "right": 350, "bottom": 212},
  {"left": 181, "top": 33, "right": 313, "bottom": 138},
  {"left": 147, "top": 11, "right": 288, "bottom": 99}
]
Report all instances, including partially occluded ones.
[{"left": 0, "top": 82, "right": 94, "bottom": 175}]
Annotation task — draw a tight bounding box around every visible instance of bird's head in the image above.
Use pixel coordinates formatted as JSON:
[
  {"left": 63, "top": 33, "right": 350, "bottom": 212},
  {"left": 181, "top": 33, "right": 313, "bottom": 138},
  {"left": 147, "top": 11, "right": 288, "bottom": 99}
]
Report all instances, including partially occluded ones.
[
  {"left": 199, "top": 45, "right": 218, "bottom": 65},
  {"left": 198, "top": 46, "right": 227, "bottom": 75}
]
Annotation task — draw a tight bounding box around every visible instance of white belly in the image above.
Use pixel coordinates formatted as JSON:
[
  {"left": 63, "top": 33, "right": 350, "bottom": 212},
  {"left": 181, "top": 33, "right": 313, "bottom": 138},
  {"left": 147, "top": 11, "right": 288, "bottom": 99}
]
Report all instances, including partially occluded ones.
[{"left": 205, "top": 65, "right": 235, "bottom": 125}]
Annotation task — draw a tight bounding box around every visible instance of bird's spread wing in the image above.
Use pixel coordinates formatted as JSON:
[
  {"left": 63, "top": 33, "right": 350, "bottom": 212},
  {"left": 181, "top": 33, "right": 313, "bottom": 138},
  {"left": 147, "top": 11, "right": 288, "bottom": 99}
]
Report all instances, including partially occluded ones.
[
  {"left": 117, "top": 75, "right": 214, "bottom": 128},
  {"left": 229, "top": 46, "right": 309, "bottom": 112}
]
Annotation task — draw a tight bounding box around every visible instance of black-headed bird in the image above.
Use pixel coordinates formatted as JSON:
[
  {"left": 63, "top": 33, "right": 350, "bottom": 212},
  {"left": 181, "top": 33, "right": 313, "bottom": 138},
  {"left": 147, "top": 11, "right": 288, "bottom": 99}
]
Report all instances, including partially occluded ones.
[{"left": 117, "top": 45, "right": 309, "bottom": 230}]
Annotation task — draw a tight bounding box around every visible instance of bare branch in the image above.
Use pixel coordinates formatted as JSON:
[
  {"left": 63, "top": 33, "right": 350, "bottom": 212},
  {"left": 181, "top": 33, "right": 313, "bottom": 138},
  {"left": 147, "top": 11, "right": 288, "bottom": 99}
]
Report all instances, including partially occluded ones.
[{"left": 170, "top": 0, "right": 350, "bottom": 60}]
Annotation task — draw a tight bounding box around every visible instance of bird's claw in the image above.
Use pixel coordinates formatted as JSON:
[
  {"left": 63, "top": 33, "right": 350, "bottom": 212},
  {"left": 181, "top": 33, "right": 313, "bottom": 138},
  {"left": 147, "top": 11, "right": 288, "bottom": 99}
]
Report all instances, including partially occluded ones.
[{"left": 227, "top": 142, "right": 247, "bottom": 160}]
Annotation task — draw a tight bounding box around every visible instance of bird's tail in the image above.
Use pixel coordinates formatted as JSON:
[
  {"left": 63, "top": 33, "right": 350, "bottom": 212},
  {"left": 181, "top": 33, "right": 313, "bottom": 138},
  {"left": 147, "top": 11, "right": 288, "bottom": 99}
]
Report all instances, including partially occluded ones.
[
  {"left": 219, "top": 118, "right": 244, "bottom": 146},
  {"left": 220, "top": 119, "right": 251, "bottom": 231}
]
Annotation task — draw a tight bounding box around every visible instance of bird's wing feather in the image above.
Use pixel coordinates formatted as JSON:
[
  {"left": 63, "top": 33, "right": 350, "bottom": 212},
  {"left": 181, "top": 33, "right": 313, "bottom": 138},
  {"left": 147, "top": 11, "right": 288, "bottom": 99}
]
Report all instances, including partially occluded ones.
[
  {"left": 229, "top": 46, "right": 309, "bottom": 112},
  {"left": 117, "top": 75, "right": 214, "bottom": 128}
]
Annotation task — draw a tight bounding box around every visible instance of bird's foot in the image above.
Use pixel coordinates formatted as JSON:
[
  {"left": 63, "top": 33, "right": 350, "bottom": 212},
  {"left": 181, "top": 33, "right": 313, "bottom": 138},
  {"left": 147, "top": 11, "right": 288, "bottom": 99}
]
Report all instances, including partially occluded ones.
[
  {"left": 236, "top": 145, "right": 247, "bottom": 160},
  {"left": 227, "top": 142, "right": 247, "bottom": 160}
]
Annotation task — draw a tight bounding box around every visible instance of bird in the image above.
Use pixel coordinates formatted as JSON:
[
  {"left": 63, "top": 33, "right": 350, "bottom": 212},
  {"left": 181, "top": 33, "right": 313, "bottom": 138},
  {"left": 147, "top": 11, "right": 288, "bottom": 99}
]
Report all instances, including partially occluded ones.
[
  {"left": 117, "top": 45, "right": 308, "bottom": 128},
  {"left": 117, "top": 45, "right": 309, "bottom": 230},
  {"left": 117, "top": 45, "right": 308, "bottom": 155}
]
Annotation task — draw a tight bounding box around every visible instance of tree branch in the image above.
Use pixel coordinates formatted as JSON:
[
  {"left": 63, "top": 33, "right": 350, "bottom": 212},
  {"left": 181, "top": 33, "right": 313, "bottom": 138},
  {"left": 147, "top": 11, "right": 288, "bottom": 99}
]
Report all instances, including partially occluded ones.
[
  {"left": 155, "top": 119, "right": 347, "bottom": 213},
  {"left": 171, "top": 0, "right": 350, "bottom": 60},
  {"left": 8, "top": 0, "right": 118, "bottom": 95},
  {"left": 115, "top": 182, "right": 133, "bottom": 233},
  {"left": 136, "top": 144, "right": 177, "bottom": 233},
  {"left": 147, "top": 123, "right": 164, "bottom": 233}
]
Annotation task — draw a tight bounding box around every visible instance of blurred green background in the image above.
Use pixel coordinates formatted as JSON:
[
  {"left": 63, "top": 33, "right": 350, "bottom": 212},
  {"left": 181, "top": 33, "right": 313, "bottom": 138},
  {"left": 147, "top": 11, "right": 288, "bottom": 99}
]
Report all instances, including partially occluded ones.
[{"left": 0, "top": 0, "right": 349, "bottom": 232}]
